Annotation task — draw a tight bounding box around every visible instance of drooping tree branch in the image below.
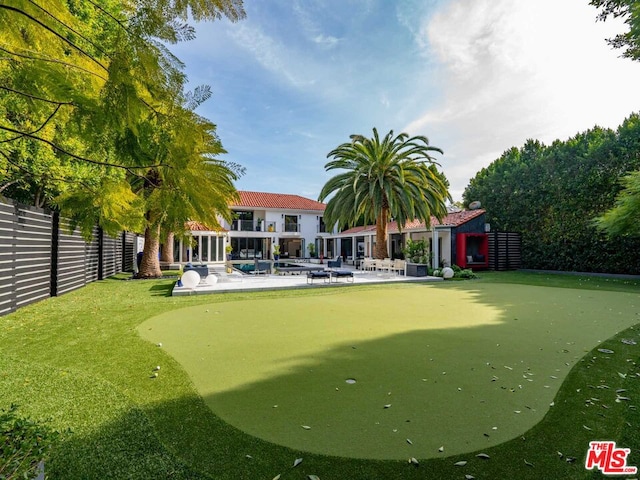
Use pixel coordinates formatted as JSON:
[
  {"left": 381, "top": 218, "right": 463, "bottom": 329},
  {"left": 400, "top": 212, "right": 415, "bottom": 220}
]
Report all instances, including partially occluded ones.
[
  {"left": 0, "top": 45, "right": 109, "bottom": 81},
  {"left": 26, "top": 0, "right": 112, "bottom": 60},
  {"left": 0, "top": 179, "right": 18, "bottom": 195},
  {"left": 0, "top": 150, "right": 96, "bottom": 192},
  {"left": 0, "top": 125, "right": 168, "bottom": 172},
  {"left": 0, "top": 103, "right": 65, "bottom": 143},
  {"left": 0, "top": 4, "right": 108, "bottom": 71},
  {"left": 85, "top": 0, "right": 130, "bottom": 33},
  {"left": 0, "top": 85, "right": 73, "bottom": 106}
]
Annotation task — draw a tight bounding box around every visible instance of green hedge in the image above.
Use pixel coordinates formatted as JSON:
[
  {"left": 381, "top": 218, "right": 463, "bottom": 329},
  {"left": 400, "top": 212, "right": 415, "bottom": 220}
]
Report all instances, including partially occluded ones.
[{"left": 464, "top": 113, "right": 640, "bottom": 274}]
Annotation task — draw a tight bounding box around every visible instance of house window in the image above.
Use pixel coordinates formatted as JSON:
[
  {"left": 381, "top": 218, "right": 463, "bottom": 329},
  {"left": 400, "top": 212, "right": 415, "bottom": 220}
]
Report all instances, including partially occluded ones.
[
  {"left": 280, "top": 238, "right": 302, "bottom": 257},
  {"left": 173, "top": 237, "right": 181, "bottom": 262},
  {"left": 230, "top": 237, "right": 266, "bottom": 259},
  {"left": 216, "top": 237, "right": 224, "bottom": 262},
  {"left": 318, "top": 217, "right": 327, "bottom": 233},
  {"left": 232, "top": 211, "right": 254, "bottom": 231},
  {"left": 284, "top": 215, "right": 298, "bottom": 232},
  {"left": 201, "top": 236, "right": 209, "bottom": 262}
]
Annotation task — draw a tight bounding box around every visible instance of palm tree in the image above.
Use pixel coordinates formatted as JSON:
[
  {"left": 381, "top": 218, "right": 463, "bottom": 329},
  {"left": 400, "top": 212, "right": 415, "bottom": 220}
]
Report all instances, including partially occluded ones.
[
  {"left": 135, "top": 108, "right": 241, "bottom": 278},
  {"left": 319, "top": 128, "right": 450, "bottom": 259}
]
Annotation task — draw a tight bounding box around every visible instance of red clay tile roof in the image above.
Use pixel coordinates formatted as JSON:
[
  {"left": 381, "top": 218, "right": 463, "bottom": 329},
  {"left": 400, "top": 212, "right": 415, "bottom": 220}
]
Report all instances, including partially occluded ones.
[
  {"left": 339, "top": 225, "right": 377, "bottom": 235},
  {"left": 400, "top": 209, "right": 486, "bottom": 230},
  {"left": 340, "top": 209, "right": 485, "bottom": 235},
  {"left": 232, "top": 191, "right": 326, "bottom": 211}
]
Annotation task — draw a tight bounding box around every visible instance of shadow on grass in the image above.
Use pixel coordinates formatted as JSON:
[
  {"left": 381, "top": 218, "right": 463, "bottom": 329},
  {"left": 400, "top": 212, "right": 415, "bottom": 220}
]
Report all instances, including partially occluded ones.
[
  {"left": 20, "top": 279, "right": 640, "bottom": 479},
  {"left": 46, "top": 323, "right": 640, "bottom": 480},
  {"left": 149, "top": 282, "right": 175, "bottom": 297},
  {"left": 129, "top": 283, "right": 640, "bottom": 479}
]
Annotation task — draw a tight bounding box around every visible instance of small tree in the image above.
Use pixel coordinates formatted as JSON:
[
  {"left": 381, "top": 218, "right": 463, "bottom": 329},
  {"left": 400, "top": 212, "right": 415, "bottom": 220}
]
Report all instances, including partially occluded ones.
[
  {"left": 307, "top": 243, "right": 316, "bottom": 257},
  {"left": 403, "top": 239, "right": 430, "bottom": 264}
]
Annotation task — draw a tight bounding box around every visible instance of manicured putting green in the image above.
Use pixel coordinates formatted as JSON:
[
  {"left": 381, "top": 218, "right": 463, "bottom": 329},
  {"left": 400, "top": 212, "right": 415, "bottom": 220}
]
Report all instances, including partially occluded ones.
[{"left": 139, "top": 283, "right": 640, "bottom": 460}]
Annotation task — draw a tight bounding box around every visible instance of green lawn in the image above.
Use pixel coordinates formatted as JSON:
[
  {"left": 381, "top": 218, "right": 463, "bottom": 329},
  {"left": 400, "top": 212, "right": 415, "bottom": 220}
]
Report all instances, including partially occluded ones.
[{"left": 1, "top": 272, "right": 639, "bottom": 479}]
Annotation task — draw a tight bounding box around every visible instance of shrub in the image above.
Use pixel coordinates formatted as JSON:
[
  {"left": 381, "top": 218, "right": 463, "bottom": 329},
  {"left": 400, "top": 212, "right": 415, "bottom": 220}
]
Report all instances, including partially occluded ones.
[
  {"left": 0, "top": 405, "right": 58, "bottom": 480},
  {"left": 403, "top": 239, "right": 430, "bottom": 264},
  {"left": 446, "top": 264, "right": 478, "bottom": 280},
  {"left": 455, "top": 268, "right": 478, "bottom": 279}
]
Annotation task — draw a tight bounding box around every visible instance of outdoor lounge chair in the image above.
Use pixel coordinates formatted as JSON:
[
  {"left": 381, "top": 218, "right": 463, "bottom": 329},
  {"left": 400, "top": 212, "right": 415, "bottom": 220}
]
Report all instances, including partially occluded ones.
[
  {"left": 254, "top": 259, "right": 271, "bottom": 275},
  {"left": 327, "top": 257, "right": 342, "bottom": 269},
  {"left": 307, "top": 270, "right": 330, "bottom": 284},
  {"left": 184, "top": 263, "right": 209, "bottom": 279},
  {"left": 329, "top": 269, "right": 354, "bottom": 283}
]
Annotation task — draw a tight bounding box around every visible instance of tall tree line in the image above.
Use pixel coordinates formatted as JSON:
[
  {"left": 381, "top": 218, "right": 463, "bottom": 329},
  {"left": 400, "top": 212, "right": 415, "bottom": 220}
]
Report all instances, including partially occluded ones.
[
  {"left": 0, "top": 0, "right": 245, "bottom": 277},
  {"left": 463, "top": 114, "right": 640, "bottom": 274},
  {"left": 589, "top": 0, "right": 640, "bottom": 239},
  {"left": 465, "top": 1, "right": 640, "bottom": 274}
]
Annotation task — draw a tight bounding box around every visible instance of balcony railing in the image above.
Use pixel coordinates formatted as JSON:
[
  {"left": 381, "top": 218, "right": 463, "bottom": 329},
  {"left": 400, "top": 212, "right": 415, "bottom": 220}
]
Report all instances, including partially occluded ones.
[
  {"left": 282, "top": 222, "right": 300, "bottom": 233},
  {"left": 229, "top": 220, "right": 279, "bottom": 232},
  {"left": 231, "top": 220, "right": 261, "bottom": 231}
]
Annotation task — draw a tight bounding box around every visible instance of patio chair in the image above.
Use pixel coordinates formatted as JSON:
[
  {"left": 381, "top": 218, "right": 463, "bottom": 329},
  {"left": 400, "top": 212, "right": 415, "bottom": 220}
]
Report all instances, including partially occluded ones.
[
  {"left": 391, "top": 259, "right": 406, "bottom": 276},
  {"left": 361, "top": 258, "right": 376, "bottom": 271},
  {"left": 378, "top": 258, "right": 392, "bottom": 272}
]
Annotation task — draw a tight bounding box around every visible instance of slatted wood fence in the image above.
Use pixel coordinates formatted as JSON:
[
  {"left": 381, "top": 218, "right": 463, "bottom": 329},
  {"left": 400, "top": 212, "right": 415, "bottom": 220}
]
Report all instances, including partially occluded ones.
[
  {"left": 0, "top": 199, "right": 139, "bottom": 316},
  {"left": 488, "top": 232, "right": 521, "bottom": 270}
]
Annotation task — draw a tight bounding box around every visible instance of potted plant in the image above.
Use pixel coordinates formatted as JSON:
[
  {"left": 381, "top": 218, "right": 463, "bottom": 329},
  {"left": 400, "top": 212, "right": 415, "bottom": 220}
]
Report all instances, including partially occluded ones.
[
  {"left": 256, "top": 218, "right": 263, "bottom": 231},
  {"left": 403, "top": 239, "right": 430, "bottom": 277},
  {"left": 273, "top": 244, "right": 280, "bottom": 261},
  {"left": 225, "top": 244, "right": 233, "bottom": 261},
  {"left": 307, "top": 243, "right": 316, "bottom": 258}
]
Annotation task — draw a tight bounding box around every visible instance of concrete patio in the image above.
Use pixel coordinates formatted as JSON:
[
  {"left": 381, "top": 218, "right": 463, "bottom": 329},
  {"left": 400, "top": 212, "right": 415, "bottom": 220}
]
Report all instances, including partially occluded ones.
[{"left": 172, "top": 263, "right": 443, "bottom": 296}]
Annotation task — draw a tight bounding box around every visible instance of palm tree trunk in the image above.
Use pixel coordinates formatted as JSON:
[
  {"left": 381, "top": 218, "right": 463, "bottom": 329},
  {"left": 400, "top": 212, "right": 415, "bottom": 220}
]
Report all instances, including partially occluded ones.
[
  {"left": 137, "top": 222, "right": 162, "bottom": 278},
  {"left": 161, "top": 232, "right": 174, "bottom": 263},
  {"left": 374, "top": 209, "right": 389, "bottom": 259}
]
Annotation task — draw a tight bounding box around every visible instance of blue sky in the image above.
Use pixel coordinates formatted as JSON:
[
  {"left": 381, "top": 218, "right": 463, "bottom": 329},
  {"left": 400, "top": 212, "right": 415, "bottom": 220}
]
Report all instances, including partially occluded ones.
[{"left": 170, "top": 0, "right": 640, "bottom": 202}]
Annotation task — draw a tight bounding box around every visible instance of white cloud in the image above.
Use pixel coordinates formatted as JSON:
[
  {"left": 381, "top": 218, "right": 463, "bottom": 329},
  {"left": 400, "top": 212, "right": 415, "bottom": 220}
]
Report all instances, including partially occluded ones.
[
  {"left": 404, "top": 0, "right": 640, "bottom": 200},
  {"left": 379, "top": 92, "right": 390, "bottom": 108},
  {"left": 293, "top": 0, "right": 340, "bottom": 49},
  {"left": 313, "top": 34, "right": 339, "bottom": 48},
  {"left": 230, "top": 23, "right": 315, "bottom": 89}
]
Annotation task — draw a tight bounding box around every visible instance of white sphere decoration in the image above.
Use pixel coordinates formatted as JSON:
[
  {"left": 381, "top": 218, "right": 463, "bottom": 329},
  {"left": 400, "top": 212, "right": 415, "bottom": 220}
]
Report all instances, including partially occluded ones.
[
  {"left": 205, "top": 274, "right": 218, "bottom": 285},
  {"left": 181, "top": 269, "right": 201, "bottom": 289},
  {"left": 442, "top": 267, "right": 454, "bottom": 279}
]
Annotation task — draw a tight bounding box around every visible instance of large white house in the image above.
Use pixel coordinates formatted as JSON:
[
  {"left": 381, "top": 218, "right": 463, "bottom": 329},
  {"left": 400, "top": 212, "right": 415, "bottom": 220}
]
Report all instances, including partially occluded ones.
[
  {"left": 171, "top": 191, "right": 330, "bottom": 264},
  {"left": 223, "top": 191, "right": 329, "bottom": 261},
  {"left": 172, "top": 190, "right": 489, "bottom": 269},
  {"left": 327, "top": 209, "right": 489, "bottom": 269}
]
